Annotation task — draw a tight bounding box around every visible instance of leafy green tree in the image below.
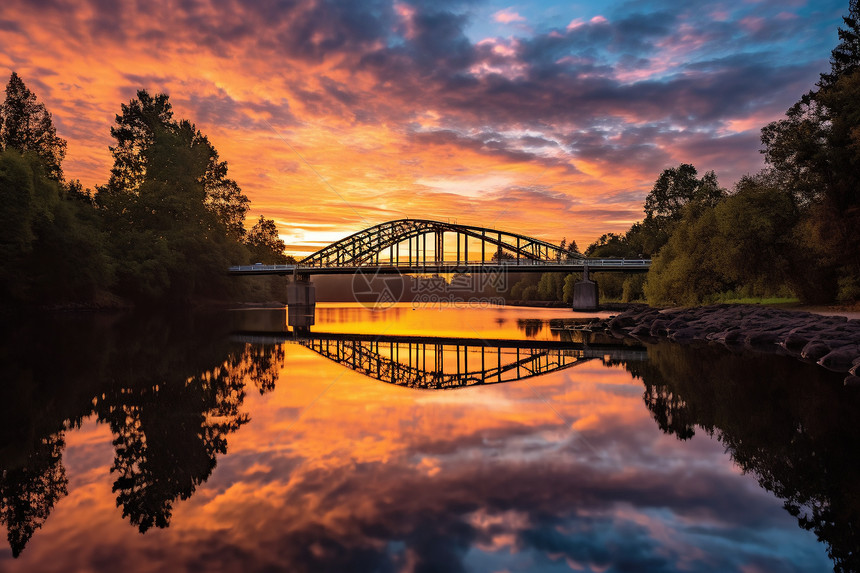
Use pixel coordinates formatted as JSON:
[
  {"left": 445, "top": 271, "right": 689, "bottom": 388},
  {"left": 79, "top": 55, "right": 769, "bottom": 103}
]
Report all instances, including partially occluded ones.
[
  {"left": 106, "top": 90, "right": 173, "bottom": 193},
  {"left": 645, "top": 174, "right": 811, "bottom": 305},
  {"left": 102, "top": 118, "right": 246, "bottom": 302},
  {"left": 644, "top": 164, "right": 724, "bottom": 223},
  {"left": 644, "top": 202, "right": 729, "bottom": 305},
  {"left": 0, "top": 73, "right": 67, "bottom": 180},
  {"left": 711, "top": 174, "right": 798, "bottom": 294},
  {"left": 537, "top": 272, "right": 565, "bottom": 300},
  {"left": 624, "top": 217, "right": 668, "bottom": 257},
  {"left": 0, "top": 149, "right": 112, "bottom": 303},
  {"left": 760, "top": 1, "right": 860, "bottom": 301}
]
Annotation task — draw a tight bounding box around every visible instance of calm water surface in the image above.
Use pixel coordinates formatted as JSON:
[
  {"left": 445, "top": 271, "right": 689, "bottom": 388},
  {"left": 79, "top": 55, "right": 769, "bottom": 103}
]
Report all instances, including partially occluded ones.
[{"left": 0, "top": 304, "right": 855, "bottom": 572}]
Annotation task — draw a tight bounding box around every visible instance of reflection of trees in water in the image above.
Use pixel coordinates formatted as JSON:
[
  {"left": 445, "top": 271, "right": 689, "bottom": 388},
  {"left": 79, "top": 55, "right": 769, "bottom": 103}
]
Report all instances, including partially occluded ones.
[
  {"left": 623, "top": 342, "right": 860, "bottom": 572},
  {"left": 0, "top": 313, "right": 285, "bottom": 553},
  {"left": 0, "top": 433, "right": 67, "bottom": 557},
  {"left": 516, "top": 319, "right": 543, "bottom": 338},
  {"left": 98, "top": 347, "right": 255, "bottom": 532}
]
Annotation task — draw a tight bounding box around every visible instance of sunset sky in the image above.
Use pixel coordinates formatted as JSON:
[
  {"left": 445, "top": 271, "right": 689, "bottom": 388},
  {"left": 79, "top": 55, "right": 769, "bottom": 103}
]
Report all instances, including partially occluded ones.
[{"left": 0, "top": 0, "right": 847, "bottom": 256}]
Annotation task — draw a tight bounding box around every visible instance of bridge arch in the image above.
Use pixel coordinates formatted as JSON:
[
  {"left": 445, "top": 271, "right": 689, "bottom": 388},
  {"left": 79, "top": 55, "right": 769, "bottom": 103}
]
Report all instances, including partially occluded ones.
[{"left": 299, "top": 219, "right": 582, "bottom": 267}]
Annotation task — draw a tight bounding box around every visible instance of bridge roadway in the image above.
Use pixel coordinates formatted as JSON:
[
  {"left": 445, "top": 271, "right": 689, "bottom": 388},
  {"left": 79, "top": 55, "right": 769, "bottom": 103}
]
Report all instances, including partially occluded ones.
[{"left": 229, "top": 259, "right": 651, "bottom": 276}]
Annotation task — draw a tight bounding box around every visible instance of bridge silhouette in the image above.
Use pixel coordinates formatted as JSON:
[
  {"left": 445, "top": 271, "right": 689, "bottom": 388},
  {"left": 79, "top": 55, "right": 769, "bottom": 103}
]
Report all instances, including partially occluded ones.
[
  {"left": 229, "top": 219, "right": 650, "bottom": 276},
  {"left": 233, "top": 331, "right": 648, "bottom": 389},
  {"left": 229, "top": 219, "right": 652, "bottom": 322}
]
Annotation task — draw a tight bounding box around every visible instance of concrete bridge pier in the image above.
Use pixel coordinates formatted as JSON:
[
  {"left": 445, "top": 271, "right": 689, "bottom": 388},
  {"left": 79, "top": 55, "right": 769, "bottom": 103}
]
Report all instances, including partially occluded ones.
[
  {"left": 572, "top": 265, "right": 599, "bottom": 312},
  {"left": 287, "top": 274, "right": 316, "bottom": 333}
]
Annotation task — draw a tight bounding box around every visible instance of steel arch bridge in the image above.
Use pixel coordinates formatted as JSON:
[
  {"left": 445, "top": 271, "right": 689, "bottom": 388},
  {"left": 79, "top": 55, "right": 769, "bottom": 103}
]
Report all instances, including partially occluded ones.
[
  {"left": 302, "top": 218, "right": 576, "bottom": 267},
  {"left": 229, "top": 219, "right": 650, "bottom": 276}
]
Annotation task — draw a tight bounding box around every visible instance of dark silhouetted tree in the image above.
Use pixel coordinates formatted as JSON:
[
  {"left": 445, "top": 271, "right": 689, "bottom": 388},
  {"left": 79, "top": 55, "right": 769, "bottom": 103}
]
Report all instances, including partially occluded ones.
[
  {"left": 820, "top": 0, "right": 860, "bottom": 88},
  {"left": 102, "top": 90, "right": 250, "bottom": 239},
  {"left": 761, "top": 0, "right": 860, "bottom": 301},
  {"left": 0, "top": 72, "right": 67, "bottom": 180},
  {"left": 247, "top": 215, "right": 291, "bottom": 264},
  {"left": 99, "top": 95, "right": 251, "bottom": 302}
]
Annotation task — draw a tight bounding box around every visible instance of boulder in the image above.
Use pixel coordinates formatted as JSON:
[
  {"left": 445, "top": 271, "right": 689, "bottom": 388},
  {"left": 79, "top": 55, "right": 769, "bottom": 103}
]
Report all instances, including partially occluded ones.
[
  {"left": 801, "top": 341, "right": 831, "bottom": 362},
  {"left": 649, "top": 320, "right": 669, "bottom": 337},
  {"left": 629, "top": 324, "right": 652, "bottom": 337},
  {"left": 781, "top": 332, "right": 811, "bottom": 352},
  {"left": 818, "top": 345, "right": 860, "bottom": 372},
  {"left": 745, "top": 331, "right": 781, "bottom": 348},
  {"left": 668, "top": 327, "right": 700, "bottom": 342}
]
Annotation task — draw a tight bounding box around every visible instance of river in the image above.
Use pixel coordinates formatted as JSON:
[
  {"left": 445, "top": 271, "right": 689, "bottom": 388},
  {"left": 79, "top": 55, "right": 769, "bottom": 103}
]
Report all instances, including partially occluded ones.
[{"left": 0, "top": 303, "right": 854, "bottom": 572}]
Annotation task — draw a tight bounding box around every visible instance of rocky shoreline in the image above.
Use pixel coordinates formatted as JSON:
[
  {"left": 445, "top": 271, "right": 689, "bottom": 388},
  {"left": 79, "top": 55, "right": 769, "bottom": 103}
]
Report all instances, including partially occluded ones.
[{"left": 579, "top": 304, "right": 860, "bottom": 384}]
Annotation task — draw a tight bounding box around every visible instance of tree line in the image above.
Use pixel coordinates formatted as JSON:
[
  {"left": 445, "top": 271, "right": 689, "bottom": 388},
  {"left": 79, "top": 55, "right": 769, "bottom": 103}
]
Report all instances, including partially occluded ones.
[
  {"left": 519, "top": 1, "right": 860, "bottom": 306},
  {"left": 0, "top": 74, "right": 292, "bottom": 307},
  {"left": 2, "top": 0, "right": 857, "bottom": 309}
]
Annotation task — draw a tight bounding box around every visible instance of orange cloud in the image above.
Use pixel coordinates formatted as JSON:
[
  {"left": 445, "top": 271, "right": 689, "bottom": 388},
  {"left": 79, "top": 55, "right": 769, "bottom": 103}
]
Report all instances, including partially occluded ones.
[{"left": 0, "top": 0, "right": 824, "bottom": 257}]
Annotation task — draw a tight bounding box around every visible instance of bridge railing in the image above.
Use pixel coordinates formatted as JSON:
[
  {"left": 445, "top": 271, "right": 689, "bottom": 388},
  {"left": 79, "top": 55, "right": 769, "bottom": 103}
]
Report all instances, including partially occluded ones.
[{"left": 229, "top": 259, "right": 650, "bottom": 273}]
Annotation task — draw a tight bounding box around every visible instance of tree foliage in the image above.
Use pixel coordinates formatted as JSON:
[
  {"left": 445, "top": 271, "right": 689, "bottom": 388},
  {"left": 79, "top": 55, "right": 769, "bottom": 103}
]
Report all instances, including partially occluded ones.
[
  {"left": 246, "top": 215, "right": 291, "bottom": 264},
  {"left": 759, "top": 2, "right": 860, "bottom": 300},
  {"left": 0, "top": 149, "right": 113, "bottom": 303},
  {"left": 102, "top": 90, "right": 250, "bottom": 239},
  {"left": 0, "top": 73, "right": 67, "bottom": 180},
  {"left": 642, "top": 1, "right": 860, "bottom": 305},
  {"left": 820, "top": 0, "right": 860, "bottom": 88},
  {"left": 644, "top": 164, "right": 724, "bottom": 223},
  {"left": 0, "top": 75, "right": 286, "bottom": 308}
]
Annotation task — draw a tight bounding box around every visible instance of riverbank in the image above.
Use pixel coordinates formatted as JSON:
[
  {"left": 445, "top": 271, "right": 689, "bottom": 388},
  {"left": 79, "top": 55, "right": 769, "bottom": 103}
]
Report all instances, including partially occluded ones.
[{"left": 580, "top": 304, "right": 860, "bottom": 384}]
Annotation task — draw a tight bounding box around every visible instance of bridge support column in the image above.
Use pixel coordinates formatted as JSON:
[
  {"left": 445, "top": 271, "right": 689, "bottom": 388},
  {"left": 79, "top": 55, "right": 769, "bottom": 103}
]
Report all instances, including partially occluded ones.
[
  {"left": 287, "top": 274, "right": 316, "bottom": 333},
  {"left": 572, "top": 265, "right": 599, "bottom": 311}
]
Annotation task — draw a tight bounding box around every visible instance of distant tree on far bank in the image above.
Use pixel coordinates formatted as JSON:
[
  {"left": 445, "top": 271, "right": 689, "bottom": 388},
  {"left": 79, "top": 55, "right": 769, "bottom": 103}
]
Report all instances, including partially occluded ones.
[{"left": 247, "top": 215, "right": 293, "bottom": 264}]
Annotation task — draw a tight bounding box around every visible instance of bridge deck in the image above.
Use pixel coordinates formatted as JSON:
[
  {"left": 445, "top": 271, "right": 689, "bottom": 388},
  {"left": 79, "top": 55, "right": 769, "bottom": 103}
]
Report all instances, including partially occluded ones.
[
  {"left": 232, "top": 330, "right": 646, "bottom": 352},
  {"left": 229, "top": 259, "right": 650, "bottom": 276}
]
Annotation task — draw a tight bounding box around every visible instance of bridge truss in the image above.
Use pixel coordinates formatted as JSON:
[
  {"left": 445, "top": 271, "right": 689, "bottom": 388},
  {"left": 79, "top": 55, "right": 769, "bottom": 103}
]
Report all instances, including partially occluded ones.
[
  {"left": 299, "top": 219, "right": 577, "bottom": 268},
  {"left": 229, "top": 219, "right": 651, "bottom": 275},
  {"left": 232, "top": 332, "right": 649, "bottom": 388},
  {"left": 300, "top": 337, "right": 589, "bottom": 389}
]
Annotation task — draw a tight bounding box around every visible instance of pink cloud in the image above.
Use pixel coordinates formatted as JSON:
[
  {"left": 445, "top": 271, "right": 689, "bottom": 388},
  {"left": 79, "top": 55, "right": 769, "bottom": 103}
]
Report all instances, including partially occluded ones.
[{"left": 493, "top": 8, "right": 526, "bottom": 24}]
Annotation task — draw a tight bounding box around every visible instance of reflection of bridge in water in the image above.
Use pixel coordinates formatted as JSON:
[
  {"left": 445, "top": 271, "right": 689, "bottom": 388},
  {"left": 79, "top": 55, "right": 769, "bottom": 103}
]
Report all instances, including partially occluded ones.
[{"left": 235, "top": 332, "right": 647, "bottom": 389}]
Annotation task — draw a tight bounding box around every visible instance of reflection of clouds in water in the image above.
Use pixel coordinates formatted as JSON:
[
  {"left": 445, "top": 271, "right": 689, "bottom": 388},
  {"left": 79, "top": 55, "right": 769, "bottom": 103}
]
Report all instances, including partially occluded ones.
[
  {"left": 145, "top": 356, "right": 824, "bottom": 573},
  {"left": 0, "top": 328, "right": 833, "bottom": 572},
  {"left": 163, "top": 433, "right": 822, "bottom": 573}
]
